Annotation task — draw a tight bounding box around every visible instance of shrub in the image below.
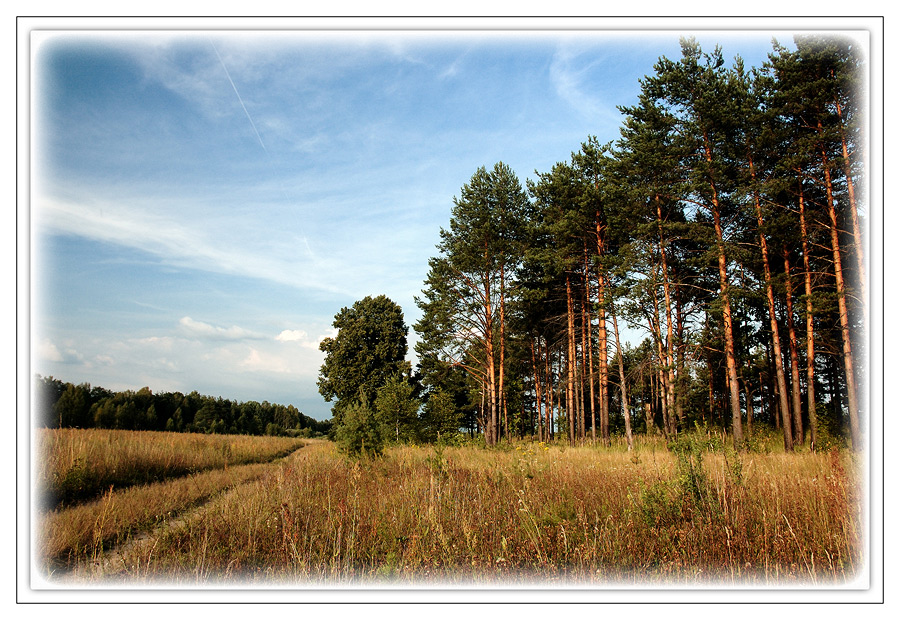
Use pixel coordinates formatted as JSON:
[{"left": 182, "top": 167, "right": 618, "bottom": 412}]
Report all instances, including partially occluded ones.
[
  {"left": 334, "top": 398, "right": 388, "bottom": 458},
  {"left": 265, "top": 422, "right": 284, "bottom": 436}
]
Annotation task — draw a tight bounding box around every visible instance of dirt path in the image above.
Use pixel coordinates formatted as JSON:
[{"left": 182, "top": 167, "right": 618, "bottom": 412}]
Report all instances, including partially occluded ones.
[{"left": 59, "top": 443, "right": 313, "bottom": 582}]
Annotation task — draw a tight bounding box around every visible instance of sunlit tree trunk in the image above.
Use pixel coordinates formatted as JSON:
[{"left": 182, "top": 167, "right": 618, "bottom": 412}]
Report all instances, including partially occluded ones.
[
  {"left": 580, "top": 274, "right": 594, "bottom": 441},
  {"left": 566, "top": 274, "right": 577, "bottom": 445},
  {"left": 531, "top": 337, "right": 544, "bottom": 443},
  {"left": 820, "top": 129, "right": 861, "bottom": 451},
  {"left": 798, "top": 187, "right": 819, "bottom": 450},
  {"left": 656, "top": 198, "right": 678, "bottom": 437},
  {"left": 545, "top": 340, "right": 554, "bottom": 441},
  {"left": 499, "top": 263, "right": 508, "bottom": 443},
  {"left": 595, "top": 218, "right": 610, "bottom": 445},
  {"left": 648, "top": 303, "right": 672, "bottom": 438},
  {"left": 834, "top": 96, "right": 866, "bottom": 308},
  {"left": 749, "top": 156, "right": 793, "bottom": 451},
  {"left": 783, "top": 246, "right": 805, "bottom": 446},
  {"left": 611, "top": 308, "right": 633, "bottom": 451},
  {"left": 704, "top": 136, "right": 744, "bottom": 448},
  {"left": 675, "top": 291, "right": 686, "bottom": 425},
  {"left": 583, "top": 249, "right": 597, "bottom": 442},
  {"left": 483, "top": 267, "right": 498, "bottom": 447}
]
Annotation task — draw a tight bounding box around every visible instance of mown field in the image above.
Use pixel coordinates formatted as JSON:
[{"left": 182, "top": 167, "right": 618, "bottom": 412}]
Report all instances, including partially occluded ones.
[{"left": 35, "top": 429, "right": 863, "bottom": 586}]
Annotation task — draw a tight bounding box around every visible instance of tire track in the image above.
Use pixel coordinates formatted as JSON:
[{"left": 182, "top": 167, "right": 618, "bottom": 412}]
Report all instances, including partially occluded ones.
[{"left": 59, "top": 444, "right": 311, "bottom": 582}]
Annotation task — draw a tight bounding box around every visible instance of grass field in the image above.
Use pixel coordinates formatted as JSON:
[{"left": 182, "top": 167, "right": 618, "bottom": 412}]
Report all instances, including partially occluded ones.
[
  {"left": 36, "top": 428, "right": 304, "bottom": 510},
  {"left": 35, "top": 428, "right": 863, "bottom": 586}
]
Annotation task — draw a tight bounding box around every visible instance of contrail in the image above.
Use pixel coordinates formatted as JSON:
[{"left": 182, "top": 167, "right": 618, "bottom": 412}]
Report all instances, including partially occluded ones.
[{"left": 210, "top": 40, "right": 268, "bottom": 155}]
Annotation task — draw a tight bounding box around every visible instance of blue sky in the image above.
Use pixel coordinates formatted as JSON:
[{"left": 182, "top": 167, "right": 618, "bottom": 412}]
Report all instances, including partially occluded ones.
[{"left": 32, "top": 27, "right": 809, "bottom": 420}]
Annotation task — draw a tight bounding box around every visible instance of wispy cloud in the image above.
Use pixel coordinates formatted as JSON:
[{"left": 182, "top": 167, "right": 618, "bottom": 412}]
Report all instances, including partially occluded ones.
[
  {"left": 276, "top": 327, "right": 337, "bottom": 350},
  {"left": 549, "top": 44, "right": 623, "bottom": 127},
  {"left": 38, "top": 338, "right": 63, "bottom": 363},
  {"left": 37, "top": 338, "right": 86, "bottom": 365},
  {"left": 179, "top": 316, "right": 265, "bottom": 341},
  {"left": 34, "top": 192, "right": 354, "bottom": 297},
  {"left": 275, "top": 329, "right": 308, "bottom": 342},
  {"left": 240, "top": 348, "right": 293, "bottom": 373}
]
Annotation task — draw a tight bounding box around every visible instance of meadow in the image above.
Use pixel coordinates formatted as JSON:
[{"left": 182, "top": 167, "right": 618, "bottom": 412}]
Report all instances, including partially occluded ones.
[
  {"left": 36, "top": 428, "right": 304, "bottom": 509},
  {"left": 35, "top": 428, "right": 863, "bottom": 586}
]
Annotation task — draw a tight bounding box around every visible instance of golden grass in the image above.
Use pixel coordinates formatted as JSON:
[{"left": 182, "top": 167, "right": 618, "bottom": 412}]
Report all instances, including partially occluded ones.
[
  {"left": 76, "top": 439, "right": 862, "bottom": 586},
  {"left": 39, "top": 460, "right": 281, "bottom": 573},
  {"left": 36, "top": 428, "right": 304, "bottom": 509}
]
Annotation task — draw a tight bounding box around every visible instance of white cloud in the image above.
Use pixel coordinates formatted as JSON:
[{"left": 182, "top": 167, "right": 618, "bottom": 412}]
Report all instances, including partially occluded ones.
[
  {"left": 38, "top": 338, "right": 63, "bottom": 363},
  {"left": 276, "top": 327, "right": 337, "bottom": 350},
  {"left": 38, "top": 338, "right": 86, "bottom": 365},
  {"left": 34, "top": 192, "right": 357, "bottom": 297},
  {"left": 136, "top": 336, "right": 176, "bottom": 351},
  {"left": 275, "top": 329, "right": 307, "bottom": 342},
  {"left": 240, "top": 347, "right": 293, "bottom": 374},
  {"left": 549, "top": 45, "right": 622, "bottom": 127},
  {"left": 179, "top": 316, "right": 264, "bottom": 341}
]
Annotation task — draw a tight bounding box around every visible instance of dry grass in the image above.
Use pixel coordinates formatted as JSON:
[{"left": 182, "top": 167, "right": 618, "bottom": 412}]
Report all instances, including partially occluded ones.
[
  {"left": 39, "top": 460, "right": 279, "bottom": 573},
  {"left": 76, "top": 438, "right": 862, "bottom": 586},
  {"left": 36, "top": 428, "right": 304, "bottom": 509}
]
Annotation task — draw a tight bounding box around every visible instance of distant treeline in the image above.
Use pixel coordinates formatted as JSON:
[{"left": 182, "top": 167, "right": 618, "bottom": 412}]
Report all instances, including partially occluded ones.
[{"left": 34, "top": 375, "right": 332, "bottom": 437}]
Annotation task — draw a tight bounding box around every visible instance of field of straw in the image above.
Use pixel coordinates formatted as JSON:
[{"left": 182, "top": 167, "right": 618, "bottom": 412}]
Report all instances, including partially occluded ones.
[
  {"left": 36, "top": 428, "right": 304, "bottom": 509},
  {"left": 36, "top": 430, "right": 863, "bottom": 586}
]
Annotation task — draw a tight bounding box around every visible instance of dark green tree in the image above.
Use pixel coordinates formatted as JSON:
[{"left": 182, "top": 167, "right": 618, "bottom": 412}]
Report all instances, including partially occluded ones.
[
  {"left": 53, "top": 382, "right": 92, "bottom": 428},
  {"left": 334, "top": 393, "right": 388, "bottom": 457},
  {"left": 414, "top": 163, "right": 529, "bottom": 446},
  {"left": 318, "top": 295, "right": 410, "bottom": 426},
  {"left": 421, "top": 387, "right": 462, "bottom": 443},
  {"left": 374, "top": 374, "right": 420, "bottom": 443}
]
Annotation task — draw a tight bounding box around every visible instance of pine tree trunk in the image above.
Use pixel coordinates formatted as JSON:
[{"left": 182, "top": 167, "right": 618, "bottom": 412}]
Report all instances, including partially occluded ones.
[
  {"left": 744, "top": 377, "right": 754, "bottom": 436},
  {"left": 749, "top": 159, "right": 793, "bottom": 452},
  {"left": 835, "top": 97, "right": 866, "bottom": 308},
  {"left": 759, "top": 371, "right": 767, "bottom": 425},
  {"left": 531, "top": 337, "right": 544, "bottom": 443},
  {"left": 648, "top": 292, "right": 674, "bottom": 437},
  {"left": 483, "top": 270, "right": 497, "bottom": 447},
  {"left": 783, "top": 246, "right": 805, "bottom": 446},
  {"left": 656, "top": 198, "right": 679, "bottom": 437},
  {"left": 566, "top": 274, "right": 577, "bottom": 445},
  {"left": 546, "top": 340, "right": 554, "bottom": 441},
  {"left": 675, "top": 291, "right": 686, "bottom": 424},
  {"left": 577, "top": 327, "right": 585, "bottom": 444},
  {"left": 499, "top": 263, "right": 507, "bottom": 444},
  {"left": 820, "top": 131, "right": 862, "bottom": 451},
  {"left": 587, "top": 300, "right": 597, "bottom": 443},
  {"left": 478, "top": 383, "right": 486, "bottom": 439},
  {"left": 579, "top": 282, "right": 589, "bottom": 443},
  {"left": 703, "top": 137, "right": 743, "bottom": 448},
  {"left": 798, "top": 187, "right": 819, "bottom": 451},
  {"left": 612, "top": 308, "right": 633, "bottom": 451},
  {"left": 641, "top": 365, "right": 654, "bottom": 435},
  {"left": 583, "top": 250, "right": 597, "bottom": 442},
  {"left": 595, "top": 218, "right": 610, "bottom": 445}
]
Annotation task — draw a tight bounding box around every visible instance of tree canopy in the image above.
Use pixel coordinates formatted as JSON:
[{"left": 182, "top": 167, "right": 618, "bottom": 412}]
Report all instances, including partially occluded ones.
[
  {"left": 409, "top": 35, "right": 867, "bottom": 451},
  {"left": 317, "top": 295, "right": 411, "bottom": 427}
]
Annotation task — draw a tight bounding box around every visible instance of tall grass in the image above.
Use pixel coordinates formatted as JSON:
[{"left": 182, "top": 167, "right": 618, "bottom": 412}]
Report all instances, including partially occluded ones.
[
  {"left": 40, "top": 460, "right": 282, "bottom": 574},
  {"left": 91, "top": 438, "right": 861, "bottom": 586},
  {"left": 36, "top": 428, "right": 304, "bottom": 510}
]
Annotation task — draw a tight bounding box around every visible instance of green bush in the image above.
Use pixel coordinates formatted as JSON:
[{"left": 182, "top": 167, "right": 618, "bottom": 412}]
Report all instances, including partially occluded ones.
[
  {"left": 813, "top": 403, "right": 848, "bottom": 452},
  {"left": 334, "top": 397, "right": 388, "bottom": 458},
  {"left": 629, "top": 479, "right": 683, "bottom": 529}
]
